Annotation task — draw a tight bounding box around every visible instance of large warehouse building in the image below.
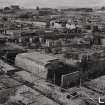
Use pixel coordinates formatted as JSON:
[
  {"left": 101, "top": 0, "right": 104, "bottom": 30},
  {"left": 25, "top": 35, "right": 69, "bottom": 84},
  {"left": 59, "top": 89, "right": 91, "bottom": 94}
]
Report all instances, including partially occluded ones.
[
  {"left": 15, "top": 52, "right": 79, "bottom": 88},
  {"left": 15, "top": 52, "right": 59, "bottom": 79}
]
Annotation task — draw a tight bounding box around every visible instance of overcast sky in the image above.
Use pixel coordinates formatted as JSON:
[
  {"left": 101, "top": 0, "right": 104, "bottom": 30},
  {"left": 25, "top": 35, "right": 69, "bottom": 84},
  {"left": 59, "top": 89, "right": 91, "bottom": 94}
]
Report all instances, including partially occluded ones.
[{"left": 0, "top": 0, "right": 105, "bottom": 8}]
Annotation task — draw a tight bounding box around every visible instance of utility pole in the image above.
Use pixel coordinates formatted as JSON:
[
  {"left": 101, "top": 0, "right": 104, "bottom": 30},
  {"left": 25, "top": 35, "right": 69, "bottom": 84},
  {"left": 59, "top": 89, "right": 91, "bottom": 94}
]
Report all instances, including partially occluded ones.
[
  {"left": 79, "top": 77, "right": 82, "bottom": 91},
  {"left": 54, "top": 72, "right": 56, "bottom": 85}
]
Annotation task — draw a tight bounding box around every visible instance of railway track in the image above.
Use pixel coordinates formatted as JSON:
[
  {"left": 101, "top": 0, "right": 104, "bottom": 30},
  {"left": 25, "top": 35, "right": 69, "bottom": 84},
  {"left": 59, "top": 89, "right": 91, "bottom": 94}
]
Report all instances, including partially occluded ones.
[{"left": 7, "top": 72, "right": 65, "bottom": 105}]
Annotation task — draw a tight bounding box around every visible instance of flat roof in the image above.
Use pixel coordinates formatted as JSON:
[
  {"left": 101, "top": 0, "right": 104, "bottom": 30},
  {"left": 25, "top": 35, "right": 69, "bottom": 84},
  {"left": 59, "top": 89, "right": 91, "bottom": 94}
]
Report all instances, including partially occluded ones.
[
  {"left": 3, "top": 43, "right": 26, "bottom": 51},
  {"left": 17, "top": 51, "right": 59, "bottom": 66},
  {"left": 84, "top": 75, "right": 105, "bottom": 94}
]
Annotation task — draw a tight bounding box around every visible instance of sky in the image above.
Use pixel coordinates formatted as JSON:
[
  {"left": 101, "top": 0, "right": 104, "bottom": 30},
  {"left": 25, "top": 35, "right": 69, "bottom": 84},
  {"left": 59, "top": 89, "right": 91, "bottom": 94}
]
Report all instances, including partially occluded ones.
[{"left": 0, "top": 0, "right": 105, "bottom": 8}]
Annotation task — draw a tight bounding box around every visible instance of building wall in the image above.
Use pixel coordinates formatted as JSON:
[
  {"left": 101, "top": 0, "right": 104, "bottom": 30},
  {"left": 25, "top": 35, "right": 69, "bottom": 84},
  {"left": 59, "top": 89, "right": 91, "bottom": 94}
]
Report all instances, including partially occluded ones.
[
  {"left": 101, "top": 38, "right": 105, "bottom": 45},
  {"left": 61, "top": 71, "right": 80, "bottom": 88},
  {"left": 15, "top": 55, "right": 47, "bottom": 79}
]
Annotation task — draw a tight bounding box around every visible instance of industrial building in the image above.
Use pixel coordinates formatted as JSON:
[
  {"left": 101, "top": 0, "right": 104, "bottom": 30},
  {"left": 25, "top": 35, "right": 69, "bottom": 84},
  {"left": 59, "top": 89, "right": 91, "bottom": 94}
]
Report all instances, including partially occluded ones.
[
  {"left": 0, "top": 43, "right": 27, "bottom": 63},
  {"left": 15, "top": 51, "right": 59, "bottom": 79},
  {"left": 15, "top": 51, "right": 79, "bottom": 88}
]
